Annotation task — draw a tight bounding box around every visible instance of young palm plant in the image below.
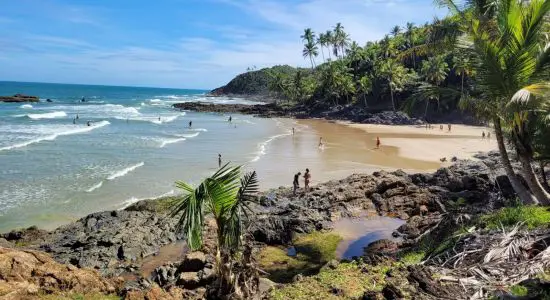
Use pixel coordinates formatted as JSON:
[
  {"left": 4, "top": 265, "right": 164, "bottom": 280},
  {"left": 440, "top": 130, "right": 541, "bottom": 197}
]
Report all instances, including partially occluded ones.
[{"left": 170, "top": 164, "right": 260, "bottom": 297}]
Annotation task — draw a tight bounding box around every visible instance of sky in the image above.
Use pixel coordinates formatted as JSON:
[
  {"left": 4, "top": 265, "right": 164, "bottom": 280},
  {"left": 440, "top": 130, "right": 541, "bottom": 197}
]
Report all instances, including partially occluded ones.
[{"left": 0, "top": 0, "right": 448, "bottom": 89}]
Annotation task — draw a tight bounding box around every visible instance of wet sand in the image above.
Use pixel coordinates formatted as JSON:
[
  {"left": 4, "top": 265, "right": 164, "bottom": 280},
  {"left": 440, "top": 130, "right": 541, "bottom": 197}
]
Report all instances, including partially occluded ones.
[{"left": 250, "top": 119, "right": 495, "bottom": 189}]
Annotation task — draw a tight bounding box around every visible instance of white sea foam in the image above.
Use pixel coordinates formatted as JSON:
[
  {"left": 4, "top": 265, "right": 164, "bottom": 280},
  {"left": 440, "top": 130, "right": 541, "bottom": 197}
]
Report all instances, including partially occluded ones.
[
  {"left": 250, "top": 132, "right": 292, "bottom": 162},
  {"left": 27, "top": 111, "right": 67, "bottom": 119},
  {"left": 86, "top": 181, "right": 103, "bottom": 192},
  {"left": 174, "top": 132, "right": 199, "bottom": 138},
  {"left": 189, "top": 128, "right": 208, "bottom": 132},
  {"left": 107, "top": 162, "right": 144, "bottom": 180},
  {"left": 119, "top": 189, "right": 176, "bottom": 209},
  {"left": 159, "top": 137, "right": 186, "bottom": 148},
  {"left": 0, "top": 120, "right": 110, "bottom": 152},
  {"left": 20, "top": 104, "right": 33, "bottom": 109}
]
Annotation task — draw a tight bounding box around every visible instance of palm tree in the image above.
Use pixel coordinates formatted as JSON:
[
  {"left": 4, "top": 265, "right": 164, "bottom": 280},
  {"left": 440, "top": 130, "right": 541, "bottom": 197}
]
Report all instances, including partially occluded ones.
[
  {"left": 317, "top": 33, "right": 326, "bottom": 63},
  {"left": 170, "top": 164, "right": 260, "bottom": 296},
  {"left": 420, "top": 55, "right": 450, "bottom": 117},
  {"left": 445, "top": 0, "right": 550, "bottom": 205},
  {"left": 301, "top": 28, "right": 315, "bottom": 44},
  {"left": 325, "top": 30, "right": 334, "bottom": 61},
  {"left": 380, "top": 59, "right": 408, "bottom": 111},
  {"left": 391, "top": 25, "right": 401, "bottom": 37},
  {"left": 404, "top": 22, "right": 416, "bottom": 67},
  {"left": 358, "top": 75, "right": 372, "bottom": 108},
  {"left": 302, "top": 40, "right": 319, "bottom": 70},
  {"left": 452, "top": 51, "right": 473, "bottom": 96},
  {"left": 333, "top": 23, "right": 348, "bottom": 59}
]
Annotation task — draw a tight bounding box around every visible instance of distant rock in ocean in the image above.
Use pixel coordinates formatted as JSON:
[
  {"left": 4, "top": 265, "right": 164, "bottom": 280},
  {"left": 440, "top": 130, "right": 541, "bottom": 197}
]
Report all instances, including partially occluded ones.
[{"left": 0, "top": 94, "right": 40, "bottom": 103}]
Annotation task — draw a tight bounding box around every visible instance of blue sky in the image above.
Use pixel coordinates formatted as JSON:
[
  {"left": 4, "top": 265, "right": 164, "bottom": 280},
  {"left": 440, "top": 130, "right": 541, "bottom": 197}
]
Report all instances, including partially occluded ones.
[{"left": 0, "top": 0, "right": 447, "bottom": 89}]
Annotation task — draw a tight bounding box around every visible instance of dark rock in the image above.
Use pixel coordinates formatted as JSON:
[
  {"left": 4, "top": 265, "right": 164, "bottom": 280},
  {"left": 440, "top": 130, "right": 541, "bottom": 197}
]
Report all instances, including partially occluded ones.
[
  {"left": 0, "top": 94, "right": 39, "bottom": 103},
  {"left": 178, "top": 251, "right": 206, "bottom": 273}
]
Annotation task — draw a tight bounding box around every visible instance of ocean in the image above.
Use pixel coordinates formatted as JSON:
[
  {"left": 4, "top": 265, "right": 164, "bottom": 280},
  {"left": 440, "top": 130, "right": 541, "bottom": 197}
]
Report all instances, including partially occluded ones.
[{"left": 0, "top": 81, "right": 293, "bottom": 232}]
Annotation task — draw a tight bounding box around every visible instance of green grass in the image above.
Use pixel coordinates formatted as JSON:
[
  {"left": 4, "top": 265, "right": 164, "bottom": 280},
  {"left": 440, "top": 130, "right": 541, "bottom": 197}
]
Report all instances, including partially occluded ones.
[
  {"left": 399, "top": 251, "right": 425, "bottom": 265},
  {"left": 257, "top": 232, "right": 342, "bottom": 283},
  {"left": 268, "top": 261, "right": 397, "bottom": 300},
  {"left": 481, "top": 206, "right": 550, "bottom": 229}
]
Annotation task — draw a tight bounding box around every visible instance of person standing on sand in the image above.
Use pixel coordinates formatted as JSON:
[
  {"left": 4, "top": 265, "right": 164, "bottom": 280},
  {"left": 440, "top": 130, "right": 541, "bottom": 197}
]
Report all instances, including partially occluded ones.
[
  {"left": 482, "top": 131, "right": 486, "bottom": 139},
  {"left": 304, "top": 169, "right": 311, "bottom": 192},
  {"left": 218, "top": 154, "right": 222, "bottom": 168},
  {"left": 292, "top": 127, "right": 295, "bottom": 135},
  {"left": 440, "top": 125, "right": 443, "bottom": 130},
  {"left": 293, "top": 172, "right": 301, "bottom": 195},
  {"left": 376, "top": 137, "right": 381, "bottom": 149},
  {"left": 448, "top": 124, "right": 452, "bottom": 131},
  {"left": 318, "top": 137, "right": 323, "bottom": 148}
]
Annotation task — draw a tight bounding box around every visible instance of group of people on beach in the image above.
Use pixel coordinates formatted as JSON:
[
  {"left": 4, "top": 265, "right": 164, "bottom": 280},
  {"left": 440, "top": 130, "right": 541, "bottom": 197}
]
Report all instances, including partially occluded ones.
[
  {"left": 425, "top": 123, "right": 453, "bottom": 131},
  {"left": 293, "top": 168, "right": 311, "bottom": 195}
]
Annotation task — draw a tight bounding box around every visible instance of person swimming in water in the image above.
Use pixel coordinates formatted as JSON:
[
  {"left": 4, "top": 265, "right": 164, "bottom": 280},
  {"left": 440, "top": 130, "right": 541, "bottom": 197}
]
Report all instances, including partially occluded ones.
[
  {"left": 72, "top": 118, "right": 76, "bottom": 125},
  {"left": 76, "top": 114, "right": 79, "bottom": 120},
  {"left": 87, "top": 121, "right": 91, "bottom": 126},
  {"left": 228, "top": 116, "right": 232, "bottom": 122},
  {"left": 189, "top": 121, "right": 192, "bottom": 128},
  {"left": 81, "top": 97, "right": 86, "bottom": 102}
]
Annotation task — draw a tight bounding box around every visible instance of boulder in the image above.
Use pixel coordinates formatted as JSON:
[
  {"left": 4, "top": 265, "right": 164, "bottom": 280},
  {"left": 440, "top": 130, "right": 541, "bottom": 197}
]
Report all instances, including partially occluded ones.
[
  {"left": 178, "top": 251, "right": 206, "bottom": 272},
  {"left": 177, "top": 272, "right": 200, "bottom": 289}
]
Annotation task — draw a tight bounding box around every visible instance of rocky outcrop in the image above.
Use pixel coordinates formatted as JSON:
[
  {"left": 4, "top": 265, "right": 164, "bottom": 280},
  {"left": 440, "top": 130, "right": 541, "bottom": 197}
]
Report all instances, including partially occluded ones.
[
  {"left": 25, "top": 208, "right": 183, "bottom": 276},
  {"left": 249, "top": 154, "right": 508, "bottom": 247},
  {"left": 0, "top": 94, "right": 40, "bottom": 103},
  {"left": 0, "top": 247, "right": 119, "bottom": 299},
  {"left": 173, "top": 102, "right": 287, "bottom": 118}
]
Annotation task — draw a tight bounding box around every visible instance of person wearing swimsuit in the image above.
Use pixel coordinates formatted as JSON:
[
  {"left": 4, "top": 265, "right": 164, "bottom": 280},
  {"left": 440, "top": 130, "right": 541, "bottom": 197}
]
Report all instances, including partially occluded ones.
[{"left": 304, "top": 169, "right": 311, "bottom": 192}]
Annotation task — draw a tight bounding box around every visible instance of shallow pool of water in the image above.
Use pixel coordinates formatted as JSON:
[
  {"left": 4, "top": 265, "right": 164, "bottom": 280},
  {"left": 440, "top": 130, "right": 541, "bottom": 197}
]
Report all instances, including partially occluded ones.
[
  {"left": 332, "top": 216, "right": 405, "bottom": 259},
  {"left": 139, "top": 241, "right": 188, "bottom": 277}
]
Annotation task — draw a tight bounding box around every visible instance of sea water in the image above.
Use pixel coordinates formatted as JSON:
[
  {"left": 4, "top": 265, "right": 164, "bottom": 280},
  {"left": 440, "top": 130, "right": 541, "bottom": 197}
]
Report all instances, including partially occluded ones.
[{"left": 0, "top": 81, "right": 291, "bottom": 231}]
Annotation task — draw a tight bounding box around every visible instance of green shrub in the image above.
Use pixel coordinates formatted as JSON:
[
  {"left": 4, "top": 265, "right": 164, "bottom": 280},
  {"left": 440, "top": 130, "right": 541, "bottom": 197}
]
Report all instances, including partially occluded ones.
[{"left": 510, "top": 285, "right": 528, "bottom": 297}]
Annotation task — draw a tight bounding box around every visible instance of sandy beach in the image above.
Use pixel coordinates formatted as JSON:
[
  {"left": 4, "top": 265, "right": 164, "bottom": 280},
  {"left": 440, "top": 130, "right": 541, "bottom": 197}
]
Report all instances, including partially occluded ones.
[{"left": 343, "top": 122, "right": 497, "bottom": 163}]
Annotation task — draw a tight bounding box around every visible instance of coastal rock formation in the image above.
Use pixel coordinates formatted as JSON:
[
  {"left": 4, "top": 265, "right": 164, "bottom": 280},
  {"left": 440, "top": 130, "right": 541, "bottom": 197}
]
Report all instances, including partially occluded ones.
[
  {"left": 173, "top": 101, "right": 424, "bottom": 125},
  {"left": 249, "top": 155, "right": 507, "bottom": 247},
  {"left": 32, "top": 208, "right": 183, "bottom": 276},
  {"left": 0, "top": 94, "right": 40, "bottom": 103},
  {"left": 0, "top": 246, "right": 118, "bottom": 298}
]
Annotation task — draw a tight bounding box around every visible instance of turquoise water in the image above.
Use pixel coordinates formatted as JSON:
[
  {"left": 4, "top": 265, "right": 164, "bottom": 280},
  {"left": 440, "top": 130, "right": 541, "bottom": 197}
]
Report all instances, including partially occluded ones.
[{"left": 0, "top": 81, "right": 291, "bottom": 231}]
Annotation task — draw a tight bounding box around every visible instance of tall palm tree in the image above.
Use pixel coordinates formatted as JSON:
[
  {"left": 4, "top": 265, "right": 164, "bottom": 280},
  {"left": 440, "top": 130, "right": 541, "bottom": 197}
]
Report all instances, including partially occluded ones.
[
  {"left": 420, "top": 55, "right": 450, "bottom": 116},
  {"left": 358, "top": 75, "right": 372, "bottom": 108},
  {"left": 380, "top": 59, "right": 408, "bottom": 111},
  {"left": 404, "top": 22, "right": 416, "bottom": 67},
  {"left": 170, "top": 164, "right": 259, "bottom": 296},
  {"left": 333, "top": 23, "right": 348, "bottom": 59},
  {"left": 325, "top": 30, "right": 334, "bottom": 61},
  {"left": 391, "top": 25, "right": 401, "bottom": 37},
  {"left": 302, "top": 40, "right": 319, "bottom": 70},
  {"left": 301, "top": 28, "right": 315, "bottom": 44},
  {"left": 317, "top": 33, "right": 327, "bottom": 63},
  {"left": 452, "top": 51, "right": 473, "bottom": 96},
  {"left": 445, "top": 0, "right": 550, "bottom": 204}
]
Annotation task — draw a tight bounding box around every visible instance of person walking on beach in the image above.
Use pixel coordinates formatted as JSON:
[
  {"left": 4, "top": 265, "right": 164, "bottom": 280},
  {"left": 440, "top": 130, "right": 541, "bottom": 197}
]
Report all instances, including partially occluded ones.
[
  {"left": 448, "top": 124, "right": 452, "bottom": 131},
  {"left": 318, "top": 137, "right": 323, "bottom": 148},
  {"left": 440, "top": 124, "right": 443, "bottom": 130},
  {"left": 304, "top": 169, "right": 311, "bottom": 192},
  {"left": 482, "top": 131, "right": 486, "bottom": 139},
  {"left": 218, "top": 154, "right": 222, "bottom": 168},
  {"left": 293, "top": 172, "right": 301, "bottom": 195},
  {"left": 376, "top": 136, "right": 381, "bottom": 149},
  {"left": 292, "top": 127, "right": 295, "bottom": 135}
]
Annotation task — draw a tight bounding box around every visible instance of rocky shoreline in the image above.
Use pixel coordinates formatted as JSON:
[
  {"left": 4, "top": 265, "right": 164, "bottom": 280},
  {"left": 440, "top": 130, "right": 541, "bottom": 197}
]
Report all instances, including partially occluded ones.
[
  {"left": 173, "top": 102, "right": 425, "bottom": 125},
  {"left": 0, "top": 94, "right": 40, "bottom": 103},
  {"left": 2, "top": 149, "right": 540, "bottom": 299}
]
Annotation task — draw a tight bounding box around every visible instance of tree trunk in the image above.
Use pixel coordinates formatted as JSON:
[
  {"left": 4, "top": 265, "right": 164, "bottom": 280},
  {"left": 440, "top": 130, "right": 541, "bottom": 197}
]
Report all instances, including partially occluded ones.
[
  {"left": 424, "top": 99, "right": 430, "bottom": 118},
  {"left": 390, "top": 86, "right": 396, "bottom": 111},
  {"left": 309, "top": 56, "right": 314, "bottom": 70},
  {"left": 518, "top": 153, "right": 550, "bottom": 205},
  {"left": 540, "top": 161, "right": 550, "bottom": 193},
  {"left": 494, "top": 118, "right": 538, "bottom": 204},
  {"left": 461, "top": 72, "right": 464, "bottom": 96},
  {"left": 320, "top": 47, "right": 325, "bottom": 63},
  {"left": 328, "top": 48, "right": 332, "bottom": 61}
]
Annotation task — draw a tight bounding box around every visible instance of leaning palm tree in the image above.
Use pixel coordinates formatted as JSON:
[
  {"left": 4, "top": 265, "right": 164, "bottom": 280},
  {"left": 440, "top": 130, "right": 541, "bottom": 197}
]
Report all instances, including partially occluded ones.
[
  {"left": 445, "top": 0, "right": 550, "bottom": 204},
  {"left": 302, "top": 40, "right": 319, "bottom": 70},
  {"left": 170, "top": 164, "right": 260, "bottom": 296}
]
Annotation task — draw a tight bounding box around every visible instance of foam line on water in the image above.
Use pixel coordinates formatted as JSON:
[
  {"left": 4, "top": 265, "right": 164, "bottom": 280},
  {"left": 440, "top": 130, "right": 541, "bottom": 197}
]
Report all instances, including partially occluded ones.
[
  {"left": 20, "top": 104, "right": 33, "bottom": 109},
  {"left": 86, "top": 181, "right": 103, "bottom": 193},
  {"left": 0, "top": 120, "right": 110, "bottom": 152},
  {"left": 107, "top": 162, "right": 144, "bottom": 180},
  {"left": 173, "top": 132, "right": 199, "bottom": 138},
  {"left": 250, "top": 131, "right": 292, "bottom": 162},
  {"left": 159, "top": 137, "right": 186, "bottom": 148},
  {"left": 119, "top": 189, "right": 176, "bottom": 210}
]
